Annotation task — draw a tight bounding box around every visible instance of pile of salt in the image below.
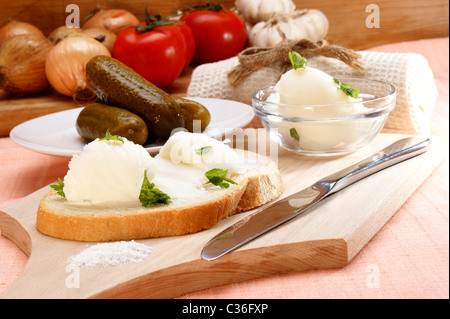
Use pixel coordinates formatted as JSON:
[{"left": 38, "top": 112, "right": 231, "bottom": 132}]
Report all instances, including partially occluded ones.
[{"left": 67, "top": 240, "right": 153, "bottom": 268}]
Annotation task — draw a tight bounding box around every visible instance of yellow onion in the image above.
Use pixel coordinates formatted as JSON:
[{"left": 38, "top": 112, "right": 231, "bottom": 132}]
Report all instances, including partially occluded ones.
[
  {"left": 0, "top": 34, "right": 53, "bottom": 95},
  {"left": 82, "top": 27, "right": 117, "bottom": 52},
  {"left": 0, "top": 19, "right": 44, "bottom": 46},
  {"left": 48, "top": 25, "right": 83, "bottom": 44},
  {"left": 45, "top": 36, "right": 111, "bottom": 101},
  {"left": 82, "top": 8, "right": 139, "bottom": 34}
]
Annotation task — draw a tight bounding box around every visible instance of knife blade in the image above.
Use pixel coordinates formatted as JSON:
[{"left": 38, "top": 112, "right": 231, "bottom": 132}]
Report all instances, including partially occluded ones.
[{"left": 201, "top": 137, "right": 431, "bottom": 261}]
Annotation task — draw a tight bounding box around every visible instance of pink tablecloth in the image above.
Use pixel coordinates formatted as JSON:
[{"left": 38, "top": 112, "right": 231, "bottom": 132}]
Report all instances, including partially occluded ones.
[{"left": 1, "top": 37, "right": 448, "bottom": 299}]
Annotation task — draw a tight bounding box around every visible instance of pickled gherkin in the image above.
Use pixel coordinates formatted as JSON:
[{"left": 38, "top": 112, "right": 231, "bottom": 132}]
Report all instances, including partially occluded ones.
[
  {"left": 172, "top": 96, "right": 211, "bottom": 133},
  {"left": 76, "top": 103, "right": 148, "bottom": 145},
  {"left": 86, "top": 56, "right": 184, "bottom": 141}
]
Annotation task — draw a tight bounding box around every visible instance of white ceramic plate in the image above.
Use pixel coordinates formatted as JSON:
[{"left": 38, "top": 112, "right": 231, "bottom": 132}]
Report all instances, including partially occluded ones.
[{"left": 10, "top": 97, "right": 254, "bottom": 157}]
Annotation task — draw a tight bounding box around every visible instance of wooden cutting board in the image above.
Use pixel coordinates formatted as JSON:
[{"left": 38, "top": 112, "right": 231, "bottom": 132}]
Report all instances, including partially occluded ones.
[{"left": 0, "top": 133, "right": 444, "bottom": 299}]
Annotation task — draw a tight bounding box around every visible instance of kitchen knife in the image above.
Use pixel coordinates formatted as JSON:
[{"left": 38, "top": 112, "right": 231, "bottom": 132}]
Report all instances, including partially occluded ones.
[{"left": 201, "top": 137, "right": 431, "bottom": 261}]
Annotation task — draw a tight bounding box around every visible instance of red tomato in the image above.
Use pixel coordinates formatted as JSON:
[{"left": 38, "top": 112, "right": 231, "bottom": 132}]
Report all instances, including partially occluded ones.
[
  {"left": 172, "top": 20, "right": 195, "bottom": 68},
  {"left": 112, "top": 22, "right": 187, "bottom": 88},
  {"left": 180, "top": 4, "right": 247, "bottom": 64}
]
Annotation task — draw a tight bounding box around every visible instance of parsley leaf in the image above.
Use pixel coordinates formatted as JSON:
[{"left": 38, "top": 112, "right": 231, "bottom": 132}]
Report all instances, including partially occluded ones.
[
  {"left": 204, "top": 168, "right": 237, "bottom": 189},
  {"left": 139, "top": 170, "right": 170, "bottom": 207},
  {"left": 289, "top": 51, "right": 307, "bottom": 70},
  {"left": 99, "top": 130, "right": 124, "bottom": 143},
  {"left": 290, "top": 128, "right": 300, "bottom": 141},
  {"left": 333, "top": 78, "right": 360, "bottom": 98},
  {"left": 50, "top": 178, "right": 65, "bottom": 197},
  {"left": 195, "top": 145, "right": 212, "bottom": 156}
]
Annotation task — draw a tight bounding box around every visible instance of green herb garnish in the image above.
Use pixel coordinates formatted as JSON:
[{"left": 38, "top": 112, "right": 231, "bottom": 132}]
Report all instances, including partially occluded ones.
[
  {"left": 139, "top": 170, "right": 171, "bottom": 207},
  {"left": 99, "top": 130, "right": 124, "bottom": 143},
  {"left": 290, "top": 128, "right": 300, "bottom": 141},
  {"left": 289, "top": 51, "right": 307, "bottom": 70},
  {"left": 195, "top": 145, "right": 212, "bottom": 156},
  {"left": 204, "top": 168, "right": 237, "bottom": 189},
  {"left": 50, "top": 178, "right": 65, "bottom": 197},
  {"left": 333, "top": 78, "right": 360, "bottom": 98}
]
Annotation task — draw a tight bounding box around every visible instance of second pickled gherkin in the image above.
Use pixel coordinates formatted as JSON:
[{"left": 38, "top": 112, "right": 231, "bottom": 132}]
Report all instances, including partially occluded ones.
[
  {"left": 76, "top": 103, "right": 149, "bottom": 145},
  {"left": 172, "top": 96, "right": 211, "bottom": 133}
]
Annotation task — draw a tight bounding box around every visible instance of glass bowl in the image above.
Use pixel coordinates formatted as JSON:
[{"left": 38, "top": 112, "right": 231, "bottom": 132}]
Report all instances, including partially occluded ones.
[{"left": 252, "top": 78, "right": 396, "bottom": 156}]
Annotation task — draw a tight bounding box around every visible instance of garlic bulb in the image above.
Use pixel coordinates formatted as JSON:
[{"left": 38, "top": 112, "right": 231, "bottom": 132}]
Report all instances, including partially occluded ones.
[
  {"left": 235, "top": 0, "right": 296, "bottom": 24},
  {"left": 249, "top": 9, "right": 329, "bottom": 47}
]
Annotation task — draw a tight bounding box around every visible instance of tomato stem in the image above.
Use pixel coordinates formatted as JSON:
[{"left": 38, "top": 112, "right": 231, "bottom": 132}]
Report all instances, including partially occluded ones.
[{"left": 135, "top": 3, "right": 179, "bottom": 32}]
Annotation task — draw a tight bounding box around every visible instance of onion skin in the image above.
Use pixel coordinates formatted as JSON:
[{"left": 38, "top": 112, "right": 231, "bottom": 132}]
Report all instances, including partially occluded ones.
[
  {"left": 0, "top": 34, "right": 53, "bottom": 95},
  {"left": 82, "top": 9, "right": 140, "bottom": 34},
  {"left": 82, "top": 28, "right": 117, "bottom": 52},
  {"left": 48, "top": 25, "right": 83, "bottom": 44},
  {"left": 45, "top": 36, "right": 111, "bottom": 101},
  {"left": 0, "top": 20, "right": 44, "bottom": 46}
]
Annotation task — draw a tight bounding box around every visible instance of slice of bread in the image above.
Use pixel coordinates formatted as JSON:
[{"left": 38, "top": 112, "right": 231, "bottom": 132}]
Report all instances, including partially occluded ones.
[{"left": 36, "top": 150, "right": 283, "bottom": 242}]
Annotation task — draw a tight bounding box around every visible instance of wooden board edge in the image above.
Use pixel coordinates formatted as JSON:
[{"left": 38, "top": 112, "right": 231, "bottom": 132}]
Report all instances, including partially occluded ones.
[
  {"left": 0, "top": 210, "right": 32, "bottom": 257},
  {"left": 89, "top": 238, "right": 348, "bottom": 299},
  {"left": 345, "top": 135, "right": 446, "bottom": 261}
]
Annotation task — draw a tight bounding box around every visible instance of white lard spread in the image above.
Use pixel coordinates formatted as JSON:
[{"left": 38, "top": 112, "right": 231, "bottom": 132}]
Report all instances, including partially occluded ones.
[
  {"left": 271, "top": 66, "right": 371, "bottom": 150},
  {"left": 63, "top": 137, "right": 156, "bottom": 204},
  {"left": 62, "top": 132, "right": 248, "bottom": 204},
  {"left": 158, "top": 131, "right": 247, "bottom": 173},
  {"left": 154, "top": 131, "right": 249, "bottom": 199}
]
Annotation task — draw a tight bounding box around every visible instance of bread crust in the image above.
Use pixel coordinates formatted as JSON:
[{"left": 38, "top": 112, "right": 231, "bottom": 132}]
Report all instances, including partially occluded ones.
[{"left": 36, "top": 152, "right": 283, "bottom": 242}]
